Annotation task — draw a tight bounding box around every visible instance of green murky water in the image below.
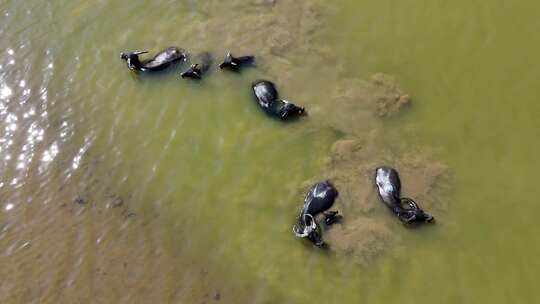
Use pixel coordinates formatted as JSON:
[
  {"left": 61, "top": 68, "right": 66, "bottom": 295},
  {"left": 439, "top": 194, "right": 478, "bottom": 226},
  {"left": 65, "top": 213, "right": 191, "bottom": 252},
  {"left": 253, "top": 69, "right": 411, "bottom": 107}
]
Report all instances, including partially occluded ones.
[{"left": 1, "top": 1, "right": 539, "bottom": 303}]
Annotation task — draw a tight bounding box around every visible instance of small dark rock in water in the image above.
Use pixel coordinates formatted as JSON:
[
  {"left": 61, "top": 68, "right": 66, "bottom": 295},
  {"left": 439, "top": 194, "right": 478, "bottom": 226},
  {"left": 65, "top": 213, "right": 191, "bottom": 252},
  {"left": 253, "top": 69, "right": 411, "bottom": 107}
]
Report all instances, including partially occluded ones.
[
  {"left": 74, "top": 195, "right": 87, "bottom": 205},
  {"left": 123, "top": 210, "right": 136, "bottom": 219},
  {"left": 108, "top": 194, "right": 124, "bottom": 208},
  {"left": 113, "top": 197, "right": 123, "bottom": 207}
]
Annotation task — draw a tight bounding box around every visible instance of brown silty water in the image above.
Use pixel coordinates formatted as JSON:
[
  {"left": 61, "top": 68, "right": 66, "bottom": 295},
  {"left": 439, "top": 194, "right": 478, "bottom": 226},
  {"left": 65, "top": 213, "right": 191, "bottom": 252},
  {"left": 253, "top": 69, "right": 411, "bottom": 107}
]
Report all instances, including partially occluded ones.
[
  {"left": 0, "top": 1, "right": 451, "bottom": 303},
  {"left": 300, "top": 72, "right": 449, "bottom": 263}
]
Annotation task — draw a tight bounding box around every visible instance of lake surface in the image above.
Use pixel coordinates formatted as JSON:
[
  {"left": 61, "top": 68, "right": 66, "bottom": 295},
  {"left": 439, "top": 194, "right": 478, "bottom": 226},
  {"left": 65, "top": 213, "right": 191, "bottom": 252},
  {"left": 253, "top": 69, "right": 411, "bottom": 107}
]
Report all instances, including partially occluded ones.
[{"left": 1, "top": 1, "right": 539, "bottom": 303}]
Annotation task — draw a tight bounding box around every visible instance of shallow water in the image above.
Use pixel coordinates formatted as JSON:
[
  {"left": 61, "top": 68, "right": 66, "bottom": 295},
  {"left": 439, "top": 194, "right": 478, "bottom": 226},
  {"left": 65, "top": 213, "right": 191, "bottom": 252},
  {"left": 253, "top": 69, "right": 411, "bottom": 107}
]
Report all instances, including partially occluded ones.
[{"left": 1, "top": 1, "right": 539, "bottom": 303}]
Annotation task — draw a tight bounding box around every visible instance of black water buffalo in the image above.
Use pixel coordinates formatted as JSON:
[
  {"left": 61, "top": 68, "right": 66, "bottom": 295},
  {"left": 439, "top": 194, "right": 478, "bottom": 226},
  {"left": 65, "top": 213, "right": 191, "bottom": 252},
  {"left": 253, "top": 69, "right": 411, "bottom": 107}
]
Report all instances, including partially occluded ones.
[
  {"left": 375, "top": 166, "right": 434, "bottom": 224},
  {"left": 120, "top": 47, "right": 186, "bottom": 72}
]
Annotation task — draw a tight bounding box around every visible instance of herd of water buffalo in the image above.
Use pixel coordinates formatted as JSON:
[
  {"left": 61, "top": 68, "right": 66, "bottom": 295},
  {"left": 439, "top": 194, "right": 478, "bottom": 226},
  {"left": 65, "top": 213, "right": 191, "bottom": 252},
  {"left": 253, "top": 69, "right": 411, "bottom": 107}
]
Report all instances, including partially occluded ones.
[{"left": 119, "top": 47, "right": 435, "bottom": 249}]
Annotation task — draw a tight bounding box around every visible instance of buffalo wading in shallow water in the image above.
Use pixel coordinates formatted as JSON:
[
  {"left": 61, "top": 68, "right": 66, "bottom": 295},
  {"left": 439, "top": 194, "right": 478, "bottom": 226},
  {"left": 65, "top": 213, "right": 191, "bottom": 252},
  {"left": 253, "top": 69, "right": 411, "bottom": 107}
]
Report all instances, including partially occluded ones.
[
  {"left": 181, "top": 52, "right": 213, "bottom": 80},
  {"left": 252, "top": 80, "right": 306, "bottom": 120},
  {"left": 120, "top": 47, "right": 186, "bottom": 72},
  {"left": 219, "top": 52, "right": 255, "bottom": 71},
  {"left": 293, "top": 181, "right": 341, "bottom": 248},
  {"left": 375, "top": 166, "right": 434, "bottom": 224}
]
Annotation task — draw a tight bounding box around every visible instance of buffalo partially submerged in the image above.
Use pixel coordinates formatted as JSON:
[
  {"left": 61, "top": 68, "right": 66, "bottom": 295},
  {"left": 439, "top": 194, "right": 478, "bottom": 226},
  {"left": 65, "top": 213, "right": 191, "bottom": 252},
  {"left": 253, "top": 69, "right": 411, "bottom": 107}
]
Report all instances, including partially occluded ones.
[
  {"left": 120, "top": 47, "right": 186, "bottom": 72},
  {"left": 219, "top": 52, "right": 254, "bottom": 71},
  {"left": 293, "top": 181, "right": 340, "bottom": 248},
  {"left": 375, "top": 166, "right": 434, "bottom": 224},
  {"left": 252, "top": 80, "right": 306, "bottom": 120},
  {"left": 181, "top": 52, "right": 213, "bottom": 79}
]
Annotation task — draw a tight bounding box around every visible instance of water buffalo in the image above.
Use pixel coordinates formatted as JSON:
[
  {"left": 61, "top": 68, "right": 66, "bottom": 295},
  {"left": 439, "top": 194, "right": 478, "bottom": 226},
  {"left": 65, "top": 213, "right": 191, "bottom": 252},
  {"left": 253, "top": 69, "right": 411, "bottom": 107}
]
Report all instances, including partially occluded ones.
[
  {"left": 181, "top": 52, "right": 213, "bottom": 79},
  {"left": 252, "top": 80, "right": 306, "bottom": 120},
  {"left": 375, "top": 166, "right": 434, "bottom": 224},
  {"left": 293, "top": 181, "right": 340, "bottom": 248},
  {"left": 120, "top": 47, "right": 186, "bottom": 72},
  {"left": 219, "top": 52, "right": 254, "bottom": 71}
]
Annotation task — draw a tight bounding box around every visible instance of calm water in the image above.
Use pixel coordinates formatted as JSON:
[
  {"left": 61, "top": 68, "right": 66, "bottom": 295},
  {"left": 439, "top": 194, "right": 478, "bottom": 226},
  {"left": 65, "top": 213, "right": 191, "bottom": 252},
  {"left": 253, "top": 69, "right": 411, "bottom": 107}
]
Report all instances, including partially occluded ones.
[{"left": 1, "top": 1, "right": 539, "bottom": 303}]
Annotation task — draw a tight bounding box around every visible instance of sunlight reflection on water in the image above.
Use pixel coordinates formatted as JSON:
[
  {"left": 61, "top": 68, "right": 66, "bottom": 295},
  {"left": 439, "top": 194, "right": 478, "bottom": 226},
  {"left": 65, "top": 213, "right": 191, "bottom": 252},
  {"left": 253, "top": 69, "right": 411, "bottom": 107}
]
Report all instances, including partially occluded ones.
[{"left": 0, "top": 86, "right": 12, "bottom": 99}]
